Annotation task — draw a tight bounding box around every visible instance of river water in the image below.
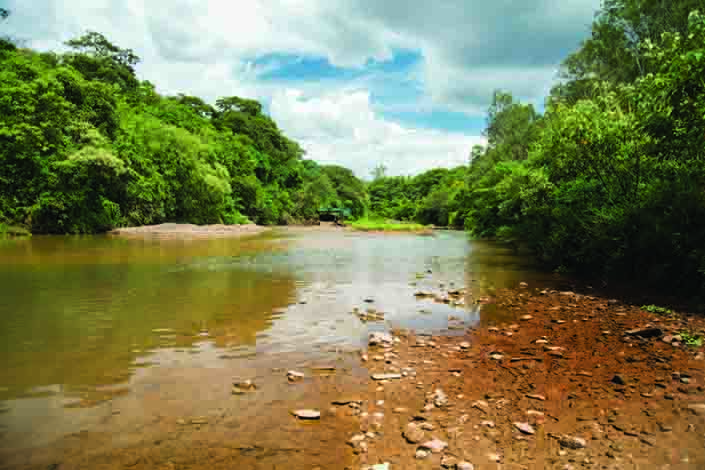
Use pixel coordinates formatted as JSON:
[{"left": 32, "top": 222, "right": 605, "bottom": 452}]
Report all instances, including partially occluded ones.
[{"left": 0, "top": 228, "right": 562, "bottom": 468}]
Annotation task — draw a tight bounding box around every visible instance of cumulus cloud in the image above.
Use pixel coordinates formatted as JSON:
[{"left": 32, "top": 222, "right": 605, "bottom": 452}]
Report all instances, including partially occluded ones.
[
  {"left": 270, "top": 89, "right": 484, "bottom": 177},
  {"left": 2, "top": 0, "right": 599, "bottom": 174}
]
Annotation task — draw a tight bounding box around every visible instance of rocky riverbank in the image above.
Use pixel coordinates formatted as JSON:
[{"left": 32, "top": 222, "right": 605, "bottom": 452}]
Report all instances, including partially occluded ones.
[{"left": 344, "top": 287, "right": 705, "bottom": 469}]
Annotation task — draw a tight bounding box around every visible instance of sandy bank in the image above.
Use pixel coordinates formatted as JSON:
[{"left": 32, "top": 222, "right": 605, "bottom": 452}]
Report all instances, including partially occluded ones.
[{"left": 109, "top": 223, "right": 268, "bottom": 239}]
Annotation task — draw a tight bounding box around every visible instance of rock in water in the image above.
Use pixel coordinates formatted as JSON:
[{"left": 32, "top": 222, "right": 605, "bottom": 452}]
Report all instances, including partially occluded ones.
[
  {"left": 457, "top": 462, "right": 475, "bottom": 470},
  {"left": 292, "top": 409, "right": 320, "bottom": 420},
  {"left": 441, "top": 455, "right": 458, "bottom": 468},
  {"left": 415, "top": 449, "right": 430, "bottom": 459},
  {"left": 520, "top": 315, "right": 533, "bottom": 320},
  {"left": 432, "top": 388, "right": 449, "bottom": 407},
  {"left": 403, "top": 423, "right": 425, "bottom": 443},
  {"left": 368, "top": 331, "right": 394, "bottom": 346},
  {"left": 232, "top": 380, "right": 257, "bottom": 394}
]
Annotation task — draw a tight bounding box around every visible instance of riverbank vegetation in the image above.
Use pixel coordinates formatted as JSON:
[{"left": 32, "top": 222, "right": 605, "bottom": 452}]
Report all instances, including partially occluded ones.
[
  {"left": 349, "top": 217, "right": 429, "bottom": 233},
  {"left": 0, "top": 19, "right": 366, "bottom": 233},
  {"left": 367, "top": 2, "right": 705, "bottom": 295}
]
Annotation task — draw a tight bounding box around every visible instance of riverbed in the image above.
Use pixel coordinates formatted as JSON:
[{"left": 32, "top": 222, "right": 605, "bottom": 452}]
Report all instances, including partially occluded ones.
[{"left": 0, "top": 227, "right": 564, "bottom": 468}]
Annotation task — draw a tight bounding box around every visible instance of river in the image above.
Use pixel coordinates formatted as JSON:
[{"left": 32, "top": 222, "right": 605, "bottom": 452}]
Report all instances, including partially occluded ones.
[{"left": 0, "top": 227, "right": 563, "bottom": 469}]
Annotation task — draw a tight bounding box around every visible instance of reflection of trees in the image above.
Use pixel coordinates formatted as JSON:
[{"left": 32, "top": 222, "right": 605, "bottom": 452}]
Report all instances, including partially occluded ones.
[{"left": 0, "top": 236, "right": 296, "bottom": 400}]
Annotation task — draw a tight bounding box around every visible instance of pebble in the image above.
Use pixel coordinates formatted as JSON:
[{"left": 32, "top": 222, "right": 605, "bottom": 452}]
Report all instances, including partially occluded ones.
[
  {"left": 393, "top": 407, "right": 409, "bottom": 414},
  {"left": 558, "top": 435, "right": 587, "bottom": 449},
  {"left": 440, "top": 455, "right": 458, "bottom": 468},
  {"left": 457, "top": 462, "right": 475, "bottom": 470},
  {"left": 404, "top": 423, "right": 425, "bottom": 443},
  {"left": 526, "top": 394, "right": 546, "bottom": 401},
  {"left": 489, "top": 353, "right": 504, "bottom": 360},
  {"left": 480, "top": 420, "right": 495, "bottom": 427},
  {"left": 415, "top": 449, "right": 430, "bottom": 459},
  {"left": 419, "top": 438, "right": 448, "bottom": 453},
  {"left": 287, "top": 370, "right": 304, "bottom": 381},
  {"left": 459, "top": 341, "right": 471, "bottom": 349},
  {"left": 371, "top": 373, "right": 401, "bottom": 381},
  {"left": 514, "top": 422, "right": 535, "bottom": 435},
  {"left": 520, "top": 315, "right": 533, "bottom": 320},
  {"left": 292, "top": 409, "right": 320, "bottom": 420}
]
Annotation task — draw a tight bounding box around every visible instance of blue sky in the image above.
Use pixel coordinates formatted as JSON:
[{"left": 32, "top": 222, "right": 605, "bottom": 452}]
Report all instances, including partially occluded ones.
[{"left": 1, "top": 0, "right": 600, "bottom": 177}]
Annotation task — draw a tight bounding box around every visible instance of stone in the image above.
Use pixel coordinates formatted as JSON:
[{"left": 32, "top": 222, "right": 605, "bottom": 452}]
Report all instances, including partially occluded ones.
[
  {"left": 687, "top": 404, "right": 705, "bottom": 416},
  {"left": 232, "top": 380, "right": 257, "bottom": 394},
  {"left": 415, "top": 449, "right": 430, "bottom": 459},
  {"left": 611, "top": 375, "right": 627, "bottom": 385},
  {"left": 625, "top": 328, "right": 663, "bottom": 338},
  {"left": 489, "top": 353, "right": 504, "bottom": 360},
  {"left": 441, "top": 455, "right": 458, "bottom": 468},
  {"left": 526, "top": 393, "right": 546, "bottom": 401},
  {"left": 403, "top": 423, "right": 425, "bottom": 443},
  {"left": 459, "top": 341, "right": 471, "bottom": 349},
  {"left": 292, "top": 409, "right": 320, "bottom": 420},
  {"left": 558, "top": 435, "right": 587, "bottom": 449},
  {"left": 433, "top": 388, "right": 449, "bottom": 407},
  {"left": 519, "top": 282, "right": 528, "bottom": 288},
  {"left": 368, "top": 332, "right": 393, "bottom": 346},
  {"left": 472, "top": 400, "right": 490, "bottom": 413},
  {"left": 287, "top": 370, "right": 305, "bottom": 381},
  {"left": 662, "top": 335, "right": 674, "bottom": 343},
  {"left": 480, "top": 420, "right": 495, "bottom": 428},
  {"left": 393, "top": 407, "right": 409, "bottom": 414},
  {"left": 514, "top": 422, "right": 535, "bottom": 435},
  {"left": 371, "top": 373, "right": 401, "bottom": 381},
  {"left": 457, "top": 462, "right": 475, "bottom": 470},
  {"left": 419, "top": 422, "right": 435, "bottom": 431},
  {"left": 520, "top": 315, "right": 533, "bottom": 321},
  {"left": 368, "top": 464, "right": 390, "bottom": 470},
  {"left": 419, "top": 438, "right": 448, "bottom": 453}
]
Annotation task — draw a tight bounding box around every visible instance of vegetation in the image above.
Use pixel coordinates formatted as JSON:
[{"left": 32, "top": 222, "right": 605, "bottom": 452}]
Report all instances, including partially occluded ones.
[
  {"left": 679, "top": 331, "right": 704, "bottom": 348},
  {"left": 641, "top": 305, "right": 673, "bottom": 316},
  {"left": 0, "top": 17, "right": 366, "bottom": 233},
  {"left": 0, "top": 223, "right": 31, "bottom": 237},
  {"left": 349, "top": 217, "right": 429, "bottom": 233}
]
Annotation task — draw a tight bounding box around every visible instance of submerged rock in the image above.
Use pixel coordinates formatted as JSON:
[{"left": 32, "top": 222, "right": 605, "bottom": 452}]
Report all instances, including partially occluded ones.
[{"left": 558, "top": 435, "right": 587, "bottom": 449}]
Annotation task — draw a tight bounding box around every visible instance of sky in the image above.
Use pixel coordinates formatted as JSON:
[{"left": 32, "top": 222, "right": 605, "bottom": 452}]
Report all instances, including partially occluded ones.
[{"left": 1, "top": 0, "right": 600, "bottom": 177}]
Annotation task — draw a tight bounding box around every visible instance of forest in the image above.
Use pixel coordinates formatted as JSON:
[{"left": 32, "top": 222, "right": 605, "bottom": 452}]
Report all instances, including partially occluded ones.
[
  {"left": 0, "top": 17, "right": 366, "bottom": 232},
  {"left": 2, "top": 1, "right": 705, "bottom": 294}
]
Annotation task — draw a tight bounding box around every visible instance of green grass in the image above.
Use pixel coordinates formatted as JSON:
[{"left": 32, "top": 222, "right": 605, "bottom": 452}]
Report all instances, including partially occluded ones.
[
  {"left": 0, "top": 223, "right": 31, "bottom": 237},
  {"left": 349, "top": 218, "right": 431, "bottom": 233},
  {"left": 641, "top": 304, "right": 673, "bottom": 315}
]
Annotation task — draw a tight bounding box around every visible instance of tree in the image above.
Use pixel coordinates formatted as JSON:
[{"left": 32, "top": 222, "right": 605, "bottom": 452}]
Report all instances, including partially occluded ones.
[{"left": 371, "top": 164, "right": 387, "bottom": 181}]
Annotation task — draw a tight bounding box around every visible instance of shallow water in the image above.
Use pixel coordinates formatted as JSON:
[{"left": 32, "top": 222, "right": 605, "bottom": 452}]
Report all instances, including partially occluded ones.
[{"left": 0, "top": 228, "right": 561, "bottom": 464}]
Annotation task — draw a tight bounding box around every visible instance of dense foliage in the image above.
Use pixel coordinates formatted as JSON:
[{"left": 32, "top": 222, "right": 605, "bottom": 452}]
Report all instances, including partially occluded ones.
[
  {"left": 0, "top": 28, "right": 366, "bottom": 232},
  {"left": 461, "top": 5, "right": 705, "bottom": 294},
  {"left": 367, "top": 2, "right": 705, "bottom": 295}
]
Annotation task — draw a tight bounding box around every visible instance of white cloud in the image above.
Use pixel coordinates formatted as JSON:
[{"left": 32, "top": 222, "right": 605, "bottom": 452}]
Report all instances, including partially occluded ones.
[
  {"left": 270, "top": 89, "right": 485, "bottom": 177},
  {"left": 3, "top": 0, "right": 599, "bottom": 174}
]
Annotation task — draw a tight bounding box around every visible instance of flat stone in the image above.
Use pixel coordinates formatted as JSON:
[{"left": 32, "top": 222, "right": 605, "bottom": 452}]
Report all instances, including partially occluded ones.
[
  {"left": 419, "top": 438, "right": 448, "bottom": 453},
  {"left": 415, "top": 449, "right": 430, "bottom": 459},
  {"left": 368, "top": 464, "right": 390, "bottom": 470},
  {"left": 514, "top": 422, "right": 535, "bottom": 435},
  {"left": 292, "top": 409, "right": 320, "bottom": 420},
  {"left": 558, "top": 435, "right": 587, "bottom": 449},
  {"left": 489, "top": 353, "right": 504, "bottom": 360},
  {"left": 480, "top": 420, "right": 495, "bottom": 427},
  {"left": 662, "top": 335, "right": 674, "bottom": 343},
  {"left": 371, "top": 373, "right": 401, "bottom": 381},
  {"left": 459, "top": 341, "right": 471, "bottom": 349},
  {"left": 457, "top": 462, "right": 475, "bottom": 470},
  {"left": 393, "top": 407, "right": 409, "bottom": 414},
  {"left": 526, "top": 394, "right": 546, "bottom": 401},
  {"left": 520, "top": 315, "right": 533, "bottom": 321}
]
